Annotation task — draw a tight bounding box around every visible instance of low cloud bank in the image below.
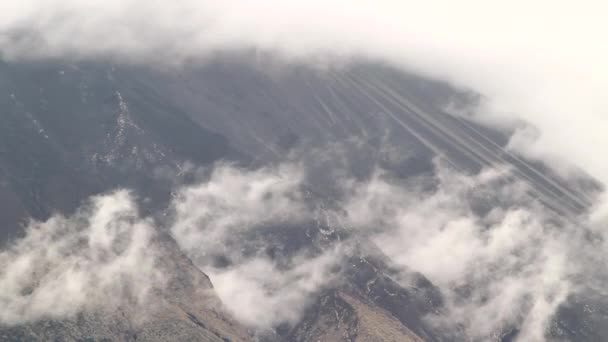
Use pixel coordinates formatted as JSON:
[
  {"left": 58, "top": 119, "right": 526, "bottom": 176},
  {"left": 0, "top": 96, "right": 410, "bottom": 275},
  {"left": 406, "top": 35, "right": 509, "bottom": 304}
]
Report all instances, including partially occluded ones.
[
  {"left": 167, "top": 161, "right": 596, "bottom": 340},
  {"left": 169, "top": 163, "right": 344, "bottom": 328},
  {"left": 1, "top": 1, "right": 607, "bottom": 195},
  {"left": 348, "top": 165, "right": 577, "bottom": 341},
  {"left": 0, "top": 159, "right": 601, "bottom": 341},
  {"left": 0, "top": 190, "right": 163, "bottom": 325}
]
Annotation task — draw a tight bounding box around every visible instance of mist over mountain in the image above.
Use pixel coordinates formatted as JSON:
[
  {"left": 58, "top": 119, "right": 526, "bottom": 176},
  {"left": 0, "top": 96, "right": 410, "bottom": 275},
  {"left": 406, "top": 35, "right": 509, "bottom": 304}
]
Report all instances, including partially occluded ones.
[{"left": 1, "top": 2, "right": 607, "bottom": 342}]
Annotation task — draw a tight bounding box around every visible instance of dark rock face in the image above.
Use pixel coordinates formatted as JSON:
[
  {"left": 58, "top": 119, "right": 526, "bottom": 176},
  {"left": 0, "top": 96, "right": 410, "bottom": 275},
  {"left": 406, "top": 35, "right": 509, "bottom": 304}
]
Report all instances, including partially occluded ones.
[
  {"left": 0, "top": 55, "right": 602, "bottom": 341},
  {"left": 0, "top": 60, "right": 241, "bottom": 242}
]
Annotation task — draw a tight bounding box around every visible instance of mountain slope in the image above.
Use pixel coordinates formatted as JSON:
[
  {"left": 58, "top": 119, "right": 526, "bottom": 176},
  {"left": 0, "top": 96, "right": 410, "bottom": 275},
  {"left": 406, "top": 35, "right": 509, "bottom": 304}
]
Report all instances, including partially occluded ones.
[{"left": 0, "top": 55, "right": 602, "bottom": 341}]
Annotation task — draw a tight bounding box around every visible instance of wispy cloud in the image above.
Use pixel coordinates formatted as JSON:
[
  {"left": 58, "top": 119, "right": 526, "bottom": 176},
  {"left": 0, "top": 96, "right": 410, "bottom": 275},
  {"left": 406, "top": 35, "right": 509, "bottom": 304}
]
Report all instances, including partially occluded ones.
[
  {"left": 0, "top": 190, "right": 163, "bottom": 325},
  {"left": 0, "top": 156, "right": 601, "bottom": 341},
  {"left": 170, "top": 162, "right": 308, "bottom": 262},
  {"left": 166, "top": 159, "right": 596, "bottom": 340},
  {"left": 350, "top": 164, "right": 576, "bottom": 340},
  {"left": 168, "top": 162, "right": 344, "bottom": 329}
]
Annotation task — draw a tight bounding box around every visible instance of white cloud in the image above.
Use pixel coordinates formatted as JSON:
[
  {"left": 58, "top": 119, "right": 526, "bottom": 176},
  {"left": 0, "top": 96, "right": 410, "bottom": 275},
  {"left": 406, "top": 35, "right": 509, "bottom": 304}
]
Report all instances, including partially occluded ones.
[
  {"left": 1, "top": 1, "right": 605, "bottom": 198},
  {"left": 208, "top": 247, "right": 343, "bottom": 329},
  {"left": 0, "top": 190, "right": 163, "bottom": 325},
  {"left": 166, "top": 160, "right": 590, "bottom": 340},
  {"left": 0, "top": 162, "right": 336, "bottom": 331},
  {"left": 0, "top": 158, "right": 600, "bottom": 341},
  {"left": 170, "top": 162, "right": 307, "bottom": 261},
  {"left": 342, "top": 162, "right": 579, "bottom": 340},
  {"left": 169, "top": 162, "right": 345, "bottom": 329}
]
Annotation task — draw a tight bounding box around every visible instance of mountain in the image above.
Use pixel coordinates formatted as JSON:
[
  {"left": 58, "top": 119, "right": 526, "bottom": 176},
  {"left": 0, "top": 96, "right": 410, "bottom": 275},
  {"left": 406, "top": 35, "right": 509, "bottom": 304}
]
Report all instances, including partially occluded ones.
[{"left": 0, "top": 54, "right": 602, "bottom": 341}]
